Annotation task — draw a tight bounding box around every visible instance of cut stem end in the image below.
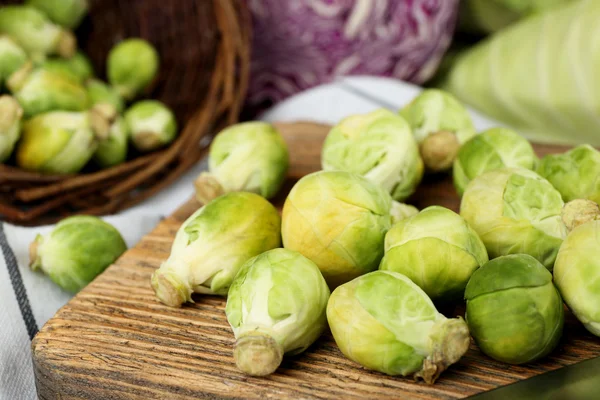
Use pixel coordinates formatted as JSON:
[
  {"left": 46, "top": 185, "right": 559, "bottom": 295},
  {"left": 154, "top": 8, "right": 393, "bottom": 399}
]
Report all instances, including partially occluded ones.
[
  {"left": 562, "top": 199, "right": 600, "bottom": 233},
  {"left": 133, "top": 131, "right": 163, "bottom": 152},
  {"left": 29, "top": 235, "right": 42, "bottom": 271},
  {"left": 0, "top": 95, "right": 23, "bottom": 133},
  {"left": 420, "top": 131, "right": 460, "bottom": 173},
  {"left": 234, "top": 333, "right": 284, "bottom": 376},
  {"left": 151, "top": 270, "right": 192, "bottom": 307},
  {"left": 194, "top": 172, "right": 224, "bottom": 205}
]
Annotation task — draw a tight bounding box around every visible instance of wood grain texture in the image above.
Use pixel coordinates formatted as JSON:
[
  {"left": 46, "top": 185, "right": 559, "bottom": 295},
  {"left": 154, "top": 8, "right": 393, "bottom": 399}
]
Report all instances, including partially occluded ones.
[{"left": 32, "top": 122, "right": 600, "bottom": 399}]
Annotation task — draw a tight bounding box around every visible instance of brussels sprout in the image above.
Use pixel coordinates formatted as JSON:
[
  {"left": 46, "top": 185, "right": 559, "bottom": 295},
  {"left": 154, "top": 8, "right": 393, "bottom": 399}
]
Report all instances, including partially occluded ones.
[
  {"left": 390, "top": 201, "right": 419, "bottom": 224},
  {"left": 460, "top": 168, "right": 566, "bottom": 269},
  {"left": 465, "top": 254, "right": 564, "bottom": 364},
  {"left": 41, "top": 51, "right": 94, "bottom": 84},
  {"left": 0, "top": 36, "right": 27, "bottom": 85},
  {"left": 537, "top": 145, "right": 600, "bottom": 204},
  {"left": 281, "top": 170, "right": 392, "bottom": 287},
  {"left": 125, "top": 100, "right": 177, "bottom": 152},
  {"left": 151, "top": 192, "right": 281, "bottom": 307},
  {"left": 195, "top": 122, "right": 289, "bottom": 204},
  {"left": 26, "top": 0, "right": 89, "bottom": 30},
  {"left": 226, "top": 248, "right": 330, "bottom": 376},
  {"left": 7, "top": 63, "right": 89, "bottom": 118},
  {"left": 86, "top": 79, "right": 125, "bottom": 113},
  {"left": 554, "top": 220, "right": 600, "bottom": 336},
  {"left": 93, "top": 117, "right": 129, "bottom": 168},
  {"left": 321, "top": 109, "right": 423, "bottom": 201},
  {"left": 453, "top": 127, "right": 537, "bottom": 196},
  {"left": 108, "top": 38, "right": 159, "bottom": 101},
  {"left": 380, "top": 206, "right": 488, "bottom": 301},
  {"left": 561, "top": 199, "right": 600, "bottom": 233},
  {"left": 399, "top": 89, "right": 476, "bottom": 172},
  {"left": 29, "top": 215, "right": 127, "bottom": 292},
  {"left": 327, "top": 271, "right": 470, "bottom": 383},
  {"left": 0, "top": 96, "right": 23, "bottom": 163},
  {"left": 0, "top": 6, "right": 76, "bottom": 61}
]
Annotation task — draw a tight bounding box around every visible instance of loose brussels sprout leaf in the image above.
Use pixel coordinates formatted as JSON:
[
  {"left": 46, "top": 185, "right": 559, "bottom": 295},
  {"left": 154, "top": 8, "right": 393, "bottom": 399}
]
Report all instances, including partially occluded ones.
[
  {"left": 196, "top": 121, "right": 289, "bottom": 204},
  {"left": 327, "top": 270, "right": 470, "bottom": 383},
  {"left": 30, "top": 215, "right": 127, "bottom": 292},
  {"left": 399, "top": 89, "right": 475, "bottom": 172},
  {"left": 537, "top": 144, "right": 600, "bottom": 204},
  {"left": 26, "top": 0, "right": 89, "bottom": 30},
  {"left": 282, "top": 170, "right": 392, "bottom": 287},
  {"left": 151, "top": 192, "right": 282, "bottom": 307},
  {"left": 321, "top": 109, "right": 423, "bottom": 201},
  {"left": 87, "top": 79, "right": 125, "bottom": 113},
  {"left": 125, "top": 100, "right": 177, "bottom": 152},
  {"left": 93, "top": 117, "right": 129, "bottom": 168},
  {"left": 0, "top": 95, "right": 23, "bottom": 163},
  {"left": 460, "top": 168, "right": 566, "bottom": 269},
  {"left": 0, "top": 36, "right": 27, "bottom": 85},
  {"left": 554, "top": 220, "right": 600, "bottom": 336},
  {"left": 108, "top": 38, "right": 159, "bottom": 101},
  {"left": 380, "top": 206, "right": 488, "bottom": 301},
  {"left": 226, "top": 248, "right": 330, "bottom": 376},
  {"left": 465, "top": 254, "right": 564, "bottom": 364},
  {"left": 453, "top": 127, "right": 537, "bottom": 196}
]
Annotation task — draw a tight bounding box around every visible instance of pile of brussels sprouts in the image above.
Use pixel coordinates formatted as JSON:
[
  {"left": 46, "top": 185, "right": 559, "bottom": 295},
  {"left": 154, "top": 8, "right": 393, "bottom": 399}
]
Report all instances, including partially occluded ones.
[{"left": 0, "top": 0, "right": 178, "bottom": 173}]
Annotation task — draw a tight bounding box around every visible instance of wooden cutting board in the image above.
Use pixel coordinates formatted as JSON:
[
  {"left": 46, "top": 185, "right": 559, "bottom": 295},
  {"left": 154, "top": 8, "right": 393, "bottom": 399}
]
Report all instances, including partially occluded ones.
[{"left": 32, "top": 122, "right": 600, "bottom": 399}]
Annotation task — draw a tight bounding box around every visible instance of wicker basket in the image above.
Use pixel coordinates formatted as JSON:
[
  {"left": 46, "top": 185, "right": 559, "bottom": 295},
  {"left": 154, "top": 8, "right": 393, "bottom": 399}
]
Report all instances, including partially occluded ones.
[{"left": 0, "top": 0, "right": 251, "bottom": 225}]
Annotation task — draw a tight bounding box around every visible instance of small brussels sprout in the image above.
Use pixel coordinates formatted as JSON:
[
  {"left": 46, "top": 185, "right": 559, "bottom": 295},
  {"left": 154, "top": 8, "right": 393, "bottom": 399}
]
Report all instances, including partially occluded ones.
[
  {"left": 0, "top": 6, "right": 76, "bottom": 61},
  {"left": 195, "top": 122, "right": 289, "bottom": 204},
  {"left": 226, "top": 249, "right": 330, "bottom": 376},
  {"left": 554, "top": 220, "right": 600, "bottom": 336},
  {"left": 41, "top": 51, "right": 94, "bottom": 84},
  {"left": 86, "top": 79, "right": 125, "bottom": 113},
  {"left": 390, "top": 201, "right": 419, "bottom": 224},
  {"left": 108, "top": 39, "right": 159, "bottom": 100},
  {"left": 26, "top": 0, "right": 89, "bottom": 30},
  {"left": 537, "top": 144, "right": 600, "bottom": 204},
  {"left": 321, "top": 109, "right": 424, "bottom": 201},
  {"left": 453, "top": 127, "right": 537, "bottom": 196},
  {"left": 460, "top": 168, "right": 566, "bottom": 269},
  {"left": 282, "top": 170, "right": 392, "bottom": 287},
  {"left": 380, "top": 206, "right": 488, "bottom": 301},
  {"left": 0, "top": 95, "right": 23, "bottom": 162},
  {"left": 125, "top": 100, "right": 177, "bottom": 152},
  {"left": 29, "top": 215, "right": 127, "bottom": 292},
  {"left": 0, "top": 36, "right": 27, "bottom": 85},
  {"left": 151, "top": 192, "right": 281, "bottom": 307},
  {"left": 400, "top": 89, "right": 476, "bottom": 172},
  {"left": 465, "top": 254, "right": 564, "bottom": 364},
  {"left": 327, "top": 271, "right": 470, "bottom": 383},
  {"left": 93, "top": 116, "right": 129, "bottom": 168}
]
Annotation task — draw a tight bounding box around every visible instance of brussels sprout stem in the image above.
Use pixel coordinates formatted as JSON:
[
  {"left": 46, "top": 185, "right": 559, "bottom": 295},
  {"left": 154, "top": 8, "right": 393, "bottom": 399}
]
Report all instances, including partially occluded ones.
[
  {"left": 28, "top": 235, "right": 43, "bottom": 271},
  {"left": 234, "top": 332, "right": 284, "bottom": 376},
  {"left": 194, "top": 172, "right": 225, "bottom": 205},
  {"left": 57, "top": 31, "right": 77, "bottom": 59},
  {"left": 6, "top": 61, "right": 33, "bottom": 93},
  {"left": 89, "top": 104, "right": 118, "bottom": 141},
  {"left": 420, "top": 131, "right": 461, "bottom": 172},
  {"left": 151, "top": 269, "right": 193, "bottom": 307},
  {"left": 415, "top": 317, "right": 470, "bottom": 384},
  {"left": 0, "top": 96, "right": 22, "bottom": 133},
  {"left": 561, "top": 199, "right": 600, "bottom": 232},
  {"left": 132, "top": 131, "right": 163, "bottom": 152}
]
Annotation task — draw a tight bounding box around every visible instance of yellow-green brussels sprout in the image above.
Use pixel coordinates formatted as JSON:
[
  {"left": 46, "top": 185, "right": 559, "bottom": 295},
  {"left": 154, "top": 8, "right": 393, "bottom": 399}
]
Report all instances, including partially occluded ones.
[
  {"left": 151, "top": 192, "right": 281, "bottom": 307},
  {"left": 390, "top": 202, "right": 419, "bottom": 224},
  {"left": 380, "top": 206, "right": 488, "bottom": 301},
  {"left": 41, "top": 51, "right": 94, "bottom": 84},
  {"left": 537, "top": 145, "right": 600, "bottom": 204},
  {"left": 453, "top": 127, "right": 537, "bottom": 196},
  {"left": 327, "top": 271, "right": 470, "bottom": 383},
  {"left": 465, "top": 254, "right": 564, "bottom": 364},
  {"left": 0, "top": 95, "right": 23, "bottom": 163},
  {"left": 399, "top": 89, "right": 475, "bottom": 172},
  {"left": 108, "top": 38, "right": 159, "bottom": 100},
  {"left": 0, "top": 36, "right": 27, "bottom": 85},
  {"left": 0, "top": 6, "right": 76, "bottom": 61},
  {"left": 460, "top": 168, "right": 566, "bottom": 269},
  {"left": 29, "top": 215, "right": 127, "bottom": 293},
  {"left": 93, "top": 117, "right": 129, "bottom": 168},
  {"left": 321, "top": 109, "right": 423, "bottom": 202},
  {"left": 226, "top": 248, "right": 330, "bottom": 376},
  {"left": 195, "top": 122, "right": 289, "bottom": 204},
  {"left": 125, "top": 100, "right": 177, "bottom": 152},
  {"left": 282, "top": 170, "right": 392, "bottom": 287},
  {"left": 26, "top": 0, "right": 89, "bottom": 30},
  {"left": 86, "top": 79, "right": 125, "bottom": 113},
  {"left": 555, "top": 220, "right": 600, "bottom": 336}
]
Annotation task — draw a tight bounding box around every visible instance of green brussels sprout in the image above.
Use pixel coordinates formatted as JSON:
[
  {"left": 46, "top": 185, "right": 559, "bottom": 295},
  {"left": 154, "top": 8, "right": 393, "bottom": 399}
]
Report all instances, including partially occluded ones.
[
  {"left": 151, "top": 192, "right": 282, "bottom": 307},
  {"left": 453, "top": 127, "right": 537, "bottom": 196},
  {"left": 460, "top": 168, "right": 566, "bottom": 269},
  {"left": 537, "top": 145, "right": 600, "bottom": 204},
  {"left": 0, "top": 6, "right": 76, "bottom": 61},
  {"left": 465, "top": 254, "right": 564, "bottom": 364},
  {"left": 554, "top": 220, "right": 600, "bottom": 336},
  {"left": 108, "top": 38, "right": 159, "bottom": 101},
  {"left": 41, "top": 51, "right": 94, "bottom": 84},
  {"left": 7, "top": 63, "right": 89, "bottom": 118},
  {"left": 0, "top": 36, "right": 27, "bottom": 85},
  {"left": 26, "top": 0, "right": 89, "bottom": 30},
  {"left": 93, "top": 116, "right": 129, "bottom": 168},
  {"left": 282, "top": 170, "right": 392, "bottom": 287},
  {"left": 124, "top": 100, "right": 177, "bottom": 152},
  {"left": 226, "top": 248, "right": 330, "bottom": 376},
  {"left": 380, "top": 206, "right": 488, "bottom": 301},
  {"left": 399, "top": 89, "right": 476, "bottom": 172},
  {"left": 321, "top": 109, "right": 424, "bottom": 201},
  {"left": 390, "top": 201, "right": 419, "bottom": 224},
  {"left": 29, "top": 215, "right": 127, "bottom": 292},
  {"left": 0, "top": 95, "right": 23, "bottom": 163},
  {"left": 86, "top": 79, "right": 125, "bottom": 113},
  {"left": 195, "top": 122, "right": 289, "bottom": 204},
  {"left": 327, "top": 271, "right": 470, "bottom": 383}
]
